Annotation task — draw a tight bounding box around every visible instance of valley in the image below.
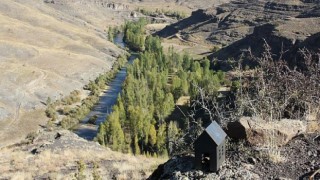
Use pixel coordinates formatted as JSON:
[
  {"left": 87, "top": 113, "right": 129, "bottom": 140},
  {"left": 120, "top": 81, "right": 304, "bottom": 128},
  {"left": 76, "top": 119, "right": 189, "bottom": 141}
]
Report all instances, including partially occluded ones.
[{"left": 0, "top": 0, "right": 319, "bottom": 179}]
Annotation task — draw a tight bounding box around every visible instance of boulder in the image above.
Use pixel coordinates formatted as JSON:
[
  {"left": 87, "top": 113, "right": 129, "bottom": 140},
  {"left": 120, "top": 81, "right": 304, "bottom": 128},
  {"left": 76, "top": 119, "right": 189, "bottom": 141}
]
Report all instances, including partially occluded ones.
[
  {"left": 305, "top": 113, "right": 320, "bottom": 133},
  {"left": 226, "top": 117, "right": 307, "bottom": 146}
]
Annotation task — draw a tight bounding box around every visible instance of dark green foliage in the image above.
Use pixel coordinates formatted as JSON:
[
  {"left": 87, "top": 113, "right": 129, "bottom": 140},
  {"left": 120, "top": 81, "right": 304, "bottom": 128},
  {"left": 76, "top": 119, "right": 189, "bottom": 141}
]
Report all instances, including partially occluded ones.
[
  {"left": 104, "top": 106, "right": 125, "bottom": 151},
  {"left": 124, "top": 18, "right": 148, "bottom": 51},
  {"left": 96, "top": 123, "right": 106, "bottom": 146}
]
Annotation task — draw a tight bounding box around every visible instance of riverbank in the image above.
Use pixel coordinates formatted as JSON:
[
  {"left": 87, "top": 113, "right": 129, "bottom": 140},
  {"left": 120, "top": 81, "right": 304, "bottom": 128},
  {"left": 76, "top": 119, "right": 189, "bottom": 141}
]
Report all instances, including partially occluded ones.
[
  {"left": 73, "top": 33, "right": 137, "bottom": 140},
  {"left": 74, "top": 55, "right": 136, "bottom": 140}
]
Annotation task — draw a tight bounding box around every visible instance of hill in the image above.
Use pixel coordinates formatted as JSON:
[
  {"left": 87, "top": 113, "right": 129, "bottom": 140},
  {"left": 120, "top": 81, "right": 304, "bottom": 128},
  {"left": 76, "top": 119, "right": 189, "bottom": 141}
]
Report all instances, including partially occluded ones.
[
  {"left": 0, "top": 129, "right": 166, "bottom": 179},
  {"left": 156, "top": 0, "right": 320, "bottom": 62},
  {"left": 0, "top": 0, "right": 133, "bottom": 147}
]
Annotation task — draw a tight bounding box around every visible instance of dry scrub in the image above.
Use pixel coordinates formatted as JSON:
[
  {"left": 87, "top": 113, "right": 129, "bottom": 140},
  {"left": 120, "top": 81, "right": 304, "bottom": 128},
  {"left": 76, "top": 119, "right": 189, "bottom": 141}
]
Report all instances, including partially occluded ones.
[{"left": 0, "top": 138, "right": 166, "bottom": 179}]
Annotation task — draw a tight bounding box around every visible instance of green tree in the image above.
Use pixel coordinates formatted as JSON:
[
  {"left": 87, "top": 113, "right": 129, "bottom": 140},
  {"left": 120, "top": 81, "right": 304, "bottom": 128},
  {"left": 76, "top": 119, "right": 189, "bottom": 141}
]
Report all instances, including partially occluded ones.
[
  {"left": 148, "top": 125, "right": 157, "bottom": 146},
  {"left": 156, "top": 124, "right": 167, "bottom": 155},
  {"left": 117, "top": 95, "right": 126, "bottom": 126},
  {"left": 96, "top": 123, "right": 106, "bottom": 145},
  {"left": 133, "top": 135, "right": 141, "bottom": 155},
  {"left": 167, "top": 121, "right": 180, "bottom": 154},
  {"left": 105, "top": 106, "right": 125, "bottom": 151}
]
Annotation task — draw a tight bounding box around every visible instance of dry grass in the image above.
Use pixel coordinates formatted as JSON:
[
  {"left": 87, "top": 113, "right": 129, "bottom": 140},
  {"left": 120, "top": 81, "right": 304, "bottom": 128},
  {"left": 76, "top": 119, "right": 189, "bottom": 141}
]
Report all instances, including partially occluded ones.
[
  {"left": 0, "top": 109, "right": 47, "bottom": 148},
  {"left": 162, "top": 37, "right": 212, "bottom": 59},
  {"left": 265, "top": 130, "right": 286, "bottom": 163},
  {"left": 307, "top": 120, "right": 320, "bottom": 133},
  {"left": 267, "top": 149, "right": 286, "bottom": 163},
  {"left": 0, "top": 145, "right": 166, "bottom": 179},
  {"left": 306, "top": 114, "right": 320, "bottom": 133},
  {"left": 176, "top": 96, "right": 190, "bottom": 106}
]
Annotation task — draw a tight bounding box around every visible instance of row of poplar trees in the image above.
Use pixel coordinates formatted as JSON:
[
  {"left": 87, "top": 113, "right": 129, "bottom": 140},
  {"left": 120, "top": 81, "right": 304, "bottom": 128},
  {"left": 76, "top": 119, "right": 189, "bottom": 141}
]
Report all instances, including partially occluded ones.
[{"left": 96, "top": 18, "right": 226, "bottom": 156}]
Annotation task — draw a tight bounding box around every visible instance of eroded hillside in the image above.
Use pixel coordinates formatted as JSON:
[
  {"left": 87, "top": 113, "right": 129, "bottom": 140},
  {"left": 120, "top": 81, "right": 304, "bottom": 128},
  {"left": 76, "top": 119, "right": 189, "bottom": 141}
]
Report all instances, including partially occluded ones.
[
  {"left": 0, "top": 0, "right": 133, "bottom": 147},
  {"left": 157, "top": 0, "right": 320, "bottom": 59}
]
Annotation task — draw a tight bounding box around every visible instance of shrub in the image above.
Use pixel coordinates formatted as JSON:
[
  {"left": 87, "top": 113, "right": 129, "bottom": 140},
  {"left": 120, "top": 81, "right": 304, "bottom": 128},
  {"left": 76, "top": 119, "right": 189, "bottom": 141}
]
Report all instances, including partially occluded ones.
[{"left": 236, "top": 45, "right": 320, "bottom": 121}]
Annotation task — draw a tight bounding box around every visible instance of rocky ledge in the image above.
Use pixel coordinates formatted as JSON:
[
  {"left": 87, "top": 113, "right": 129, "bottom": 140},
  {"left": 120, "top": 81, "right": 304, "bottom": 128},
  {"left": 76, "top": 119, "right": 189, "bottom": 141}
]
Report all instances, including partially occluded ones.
[{"left": 149, "top": 133, "right": 320, "bottom": 179}]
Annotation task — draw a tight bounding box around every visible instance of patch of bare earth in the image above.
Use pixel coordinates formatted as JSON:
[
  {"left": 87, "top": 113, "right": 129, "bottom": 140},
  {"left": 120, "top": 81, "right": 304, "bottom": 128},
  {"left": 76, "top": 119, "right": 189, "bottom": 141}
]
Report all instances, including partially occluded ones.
[{"left": 162, "top": 36, "right": 213, "bottom": 59}]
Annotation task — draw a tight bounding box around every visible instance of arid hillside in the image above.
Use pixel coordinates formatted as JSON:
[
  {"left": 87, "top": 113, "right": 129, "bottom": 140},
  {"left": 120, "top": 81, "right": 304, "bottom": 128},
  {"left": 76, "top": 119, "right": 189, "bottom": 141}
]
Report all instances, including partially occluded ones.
[
  {"left": 0, "top": 0, "right": 133, "bottom": 147},
  {"left": 156, "top": 0, "right": 320, "bottom": 61},
  {"left": 0, "top": 129, "right": 166, "bottom": 179}
]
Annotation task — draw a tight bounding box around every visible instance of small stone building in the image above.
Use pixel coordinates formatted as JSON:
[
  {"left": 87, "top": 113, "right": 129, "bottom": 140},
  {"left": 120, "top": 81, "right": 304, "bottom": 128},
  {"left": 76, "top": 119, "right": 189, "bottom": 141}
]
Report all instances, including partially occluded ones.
[{"left": 194, "top": 121, "right": 227, "bottom": 172}]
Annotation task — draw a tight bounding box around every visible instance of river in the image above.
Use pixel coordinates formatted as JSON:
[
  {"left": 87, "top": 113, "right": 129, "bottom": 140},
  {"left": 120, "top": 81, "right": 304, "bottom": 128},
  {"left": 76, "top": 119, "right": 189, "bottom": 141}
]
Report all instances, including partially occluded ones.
[{"left": 74, "top": 34, "right": 135, "bottom": 140}]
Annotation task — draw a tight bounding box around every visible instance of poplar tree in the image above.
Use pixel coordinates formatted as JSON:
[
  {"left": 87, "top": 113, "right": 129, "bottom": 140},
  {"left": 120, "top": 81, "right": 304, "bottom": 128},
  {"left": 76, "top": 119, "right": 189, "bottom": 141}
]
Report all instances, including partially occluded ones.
[{"left": 148, "top": 124, "right": 157, "bottom": 146}]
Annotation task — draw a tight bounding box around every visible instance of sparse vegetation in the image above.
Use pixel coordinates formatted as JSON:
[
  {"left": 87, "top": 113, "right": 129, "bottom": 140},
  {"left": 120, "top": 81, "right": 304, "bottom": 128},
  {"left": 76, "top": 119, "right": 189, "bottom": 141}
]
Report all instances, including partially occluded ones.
[
  {"left": 26, "top": 131, "right": 38, "bottom": 143},
  {"left": 75, "top": 160, "right": 86, "bottom": 180},
  {"left": 235, "top": 44, "right": 320, "bottom": 122},
  {"left": 230, "top": 45, "right": 320, "bottom": 163},
  {"left": 0, "top": 143, "right": 165, "bottom": 179},
  {"left": 137, "top": 7, "right": 188, "bottom": 20},
  {"left": 44, "top": 55, "right": 128, "bottom": 130},
  {"left": 92, "top": 162, "right": 102, "bottom": 180}
]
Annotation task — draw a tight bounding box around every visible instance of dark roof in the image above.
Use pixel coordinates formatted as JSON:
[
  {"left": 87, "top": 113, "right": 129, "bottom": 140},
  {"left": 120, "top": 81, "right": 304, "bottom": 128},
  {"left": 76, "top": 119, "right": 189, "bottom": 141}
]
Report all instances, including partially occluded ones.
[{"left": 204, "top": 121, "right": 227, "bottom": 145}]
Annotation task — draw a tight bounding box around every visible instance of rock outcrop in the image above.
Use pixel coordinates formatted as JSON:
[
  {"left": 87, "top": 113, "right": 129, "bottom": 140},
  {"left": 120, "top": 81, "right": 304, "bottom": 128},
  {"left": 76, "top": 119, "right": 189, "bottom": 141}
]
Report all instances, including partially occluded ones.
[
  {"left": 148, "top": 155, "right": 260, "bottom": 180},
  {"left": 149, "top": 133, "right": 320, "bottom": 179},
  {"left": 226, "top": 117, "right": 307, "bottom": 146}
]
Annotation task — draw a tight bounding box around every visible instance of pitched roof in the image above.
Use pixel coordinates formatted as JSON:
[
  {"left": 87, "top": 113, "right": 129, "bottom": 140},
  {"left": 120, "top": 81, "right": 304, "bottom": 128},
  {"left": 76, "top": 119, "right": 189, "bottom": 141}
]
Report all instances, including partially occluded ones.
[{"left": 204, "top": 121, "right": 227, "bottom": 145}]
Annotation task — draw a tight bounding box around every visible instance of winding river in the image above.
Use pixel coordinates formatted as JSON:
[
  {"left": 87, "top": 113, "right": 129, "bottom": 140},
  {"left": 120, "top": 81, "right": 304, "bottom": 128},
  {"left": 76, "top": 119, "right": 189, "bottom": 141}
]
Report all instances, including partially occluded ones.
[{"left": 74, "top": 34, "right": 135, "bottom": 140}]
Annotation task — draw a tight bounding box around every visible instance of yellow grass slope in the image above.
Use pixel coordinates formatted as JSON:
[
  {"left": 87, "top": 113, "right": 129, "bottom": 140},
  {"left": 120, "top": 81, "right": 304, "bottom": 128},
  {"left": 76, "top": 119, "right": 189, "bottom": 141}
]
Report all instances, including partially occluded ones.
[{"left": 0, "top": 0, "right": 125, "bottom": 147}]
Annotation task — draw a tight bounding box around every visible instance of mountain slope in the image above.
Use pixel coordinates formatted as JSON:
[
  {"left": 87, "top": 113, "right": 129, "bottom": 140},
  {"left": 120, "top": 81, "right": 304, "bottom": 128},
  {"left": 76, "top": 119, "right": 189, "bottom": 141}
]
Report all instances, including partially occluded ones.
[
  {"left": 156, "top": 0, "right": 320, "bottom": 49},
  {"left": 0, "top": 0, "right": 129, "bottom": 147}
]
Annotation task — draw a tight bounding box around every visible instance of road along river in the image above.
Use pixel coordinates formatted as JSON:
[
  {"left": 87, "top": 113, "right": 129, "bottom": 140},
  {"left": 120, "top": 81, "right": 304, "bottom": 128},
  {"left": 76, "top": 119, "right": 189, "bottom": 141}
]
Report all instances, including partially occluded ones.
[{"left": 74, "top": 34, "right": 136, "bottom": 140}]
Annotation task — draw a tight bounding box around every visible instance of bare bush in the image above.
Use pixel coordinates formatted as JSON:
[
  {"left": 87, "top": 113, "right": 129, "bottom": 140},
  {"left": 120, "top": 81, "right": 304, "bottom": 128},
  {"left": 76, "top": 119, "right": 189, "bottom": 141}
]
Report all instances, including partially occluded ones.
[
  {"left": 237, "top": 43, "right": 320, "bottom": 122},
  {"left": 233, "top": 44, "right": 320, "bottom": 162}
]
